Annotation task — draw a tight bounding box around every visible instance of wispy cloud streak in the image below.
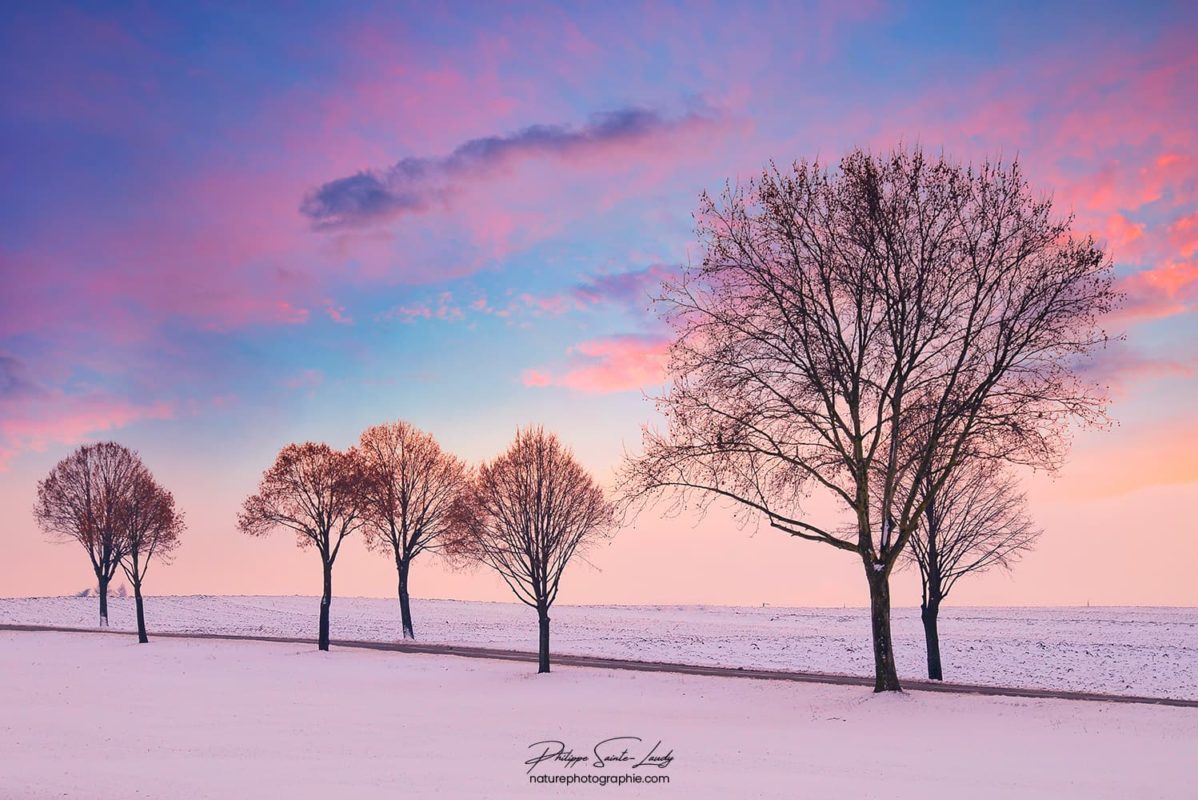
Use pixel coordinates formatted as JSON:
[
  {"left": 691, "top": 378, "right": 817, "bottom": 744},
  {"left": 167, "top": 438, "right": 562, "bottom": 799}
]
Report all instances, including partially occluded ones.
[{"left": 301, "top": 108, "right": 717, "bottom": 228}]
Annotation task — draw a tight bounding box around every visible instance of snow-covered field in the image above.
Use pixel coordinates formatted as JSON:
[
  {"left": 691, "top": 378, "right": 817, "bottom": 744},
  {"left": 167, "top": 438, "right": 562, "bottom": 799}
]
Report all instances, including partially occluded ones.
[
  {"left": 3, "top": 595, "right": 1196, "bottom": 700},
  {"left": 2, "top": 631, "right": 1195, "bottom": 799}
]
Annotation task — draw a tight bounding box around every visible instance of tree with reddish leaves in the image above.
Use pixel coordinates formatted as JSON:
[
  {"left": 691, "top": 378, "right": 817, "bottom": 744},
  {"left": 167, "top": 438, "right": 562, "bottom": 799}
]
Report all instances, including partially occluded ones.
[
  {"left": 452, "top": 428, "right": 614, "bottom": 673},
  {"left": 34, "top": 442, "right": 142, "bottom": 627},
  {"left": 622, "top": 146, "right": 1117, "bottom": 692},
  {"left": 118, "top": 466, "right": 185, "bottom": 644},
  {"left": 357, "top": 421, "right": 468, "bottom": 640},
  {"left": 238, "top": 443, "right": 370, "bottom": 651}
]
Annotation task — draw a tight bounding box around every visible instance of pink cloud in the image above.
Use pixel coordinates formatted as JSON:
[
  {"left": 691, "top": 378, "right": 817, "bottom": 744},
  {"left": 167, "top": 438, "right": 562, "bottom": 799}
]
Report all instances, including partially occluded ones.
[
  {"left": 0, "top": 393, "right": 173, "bottom": 471},
  {"left": 378, "top": 292, "right": 464, "bottom": 323},
  {"left": 1168, "top": 212, "right": 1198, "bottom": 259},
  {"left": 274, "top": 302, "right": 310, "bottom": 326},
  {"left": 521, "top": 369, "right": 553, "bottom": 388},
  {"left": 1103, "top": 213, "right": 1146, "bottom": 255},
  {"left": 322, "top": 300, "right": 353, "bottom": 325},
  {"left": 1113, "top": 258, "right": 1198, "bottom": 323},
  {"left": 524, "top": 334, "right": 670, "bottom": 393},
  {"left": 518, "top": 292, "right": 571, "bottom": 316}
]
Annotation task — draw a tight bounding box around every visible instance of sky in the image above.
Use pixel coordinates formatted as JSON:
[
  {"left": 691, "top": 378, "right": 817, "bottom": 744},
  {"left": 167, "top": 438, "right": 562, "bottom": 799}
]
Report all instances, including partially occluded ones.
[{"left": 1, "top": 0, "right": 1196, "bottom": 608}]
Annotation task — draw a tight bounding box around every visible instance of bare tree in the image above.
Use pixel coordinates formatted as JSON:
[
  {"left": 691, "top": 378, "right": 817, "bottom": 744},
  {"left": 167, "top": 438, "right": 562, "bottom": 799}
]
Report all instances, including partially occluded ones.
[
  {"left": 453, "top": 428, "right": 614, "bottom": 673},
  {"left": 118, "top": 466, "right": 185, "bottom": 644},
  {"left": 907, "top": 461, "right": 1039, "bottom": 680},
  {"left": 622, "top": 147, "right": 1117, "bottom": 691},
  {"left": 34, "top": 442, "right": 142, "bottom": 626},
  {"left": 238, "top": 443, "right": 369, "bottom": 651},
  {"left": 357, "top": 421, "right": 468, "bottom": 639}
]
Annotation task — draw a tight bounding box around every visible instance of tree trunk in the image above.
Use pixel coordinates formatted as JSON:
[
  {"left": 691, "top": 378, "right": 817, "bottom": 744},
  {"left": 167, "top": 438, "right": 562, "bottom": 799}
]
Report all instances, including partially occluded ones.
[
  {"left": 921, "top": 599, "right": 943, "bottom": 680},
  {"left": 397, "top": 556, "right": 414, "bottom": 640},
  {"left": 318, "top": 561, "right": 332, "bottom": 652},
  {"left": 921, "top": 495, "right": 944, "bottom": 681},
  {"left": 537, "top": 609, "right": 551, "bottom": 674},
  {"left": 866, "top": 566, "right": 902, "bottom": 692},
  {"left": 133, "top": 581, "right": 148, "bottom": 644},
  {"left": 98, "top": 573, "right": 109, "bottom": 628}
]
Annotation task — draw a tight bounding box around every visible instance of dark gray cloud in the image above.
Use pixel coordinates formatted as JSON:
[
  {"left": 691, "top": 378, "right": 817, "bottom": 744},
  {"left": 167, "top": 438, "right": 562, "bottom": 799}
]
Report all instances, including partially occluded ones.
[{"left": 301, "top": 108, "right": 713, "bottom": 229}]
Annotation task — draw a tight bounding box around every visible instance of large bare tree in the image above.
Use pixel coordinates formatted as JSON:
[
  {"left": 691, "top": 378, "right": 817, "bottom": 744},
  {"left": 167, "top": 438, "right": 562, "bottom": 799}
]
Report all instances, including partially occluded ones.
[
  {"left": 34, "top": 442, "right": 142, "bottom": 626},
  {"left": 907, "top": 461, "right": 1039, "bottom": 680},
  {"left": 118, "top": 466, "right": 185, "bottom": 644},
  {"left": 453, "top": 428, "right": 614, "bottom": 673},
  {"left": 622, "top": 147, "right": 1116, "bottom": 691},
  {"left": 238, "top": 442, "right": 369, "bottom": 651},
  {"left": 357, "top": 421, "right": 468, "bottom": 639}
]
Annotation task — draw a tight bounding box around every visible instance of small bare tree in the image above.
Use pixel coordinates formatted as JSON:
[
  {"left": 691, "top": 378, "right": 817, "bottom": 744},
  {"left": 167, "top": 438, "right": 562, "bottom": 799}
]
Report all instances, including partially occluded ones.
[
  {"left": 357, "top": 421, "right": 468, "bottom": 639},
  {"left": 907, "top": 461, "right": 1040, "bottom": 680},
  {"left": 118, "top": 466, "right": 185, "bottom": 644},
  {"left": 34, "top": 442, "right": 142, "bottom": 626},
  {"left": 622, "top": 147, "right": 1117, "bottom": 691},
  {"left": 453, "top": 428, "right": 614, "bottom": 673},
  {"left": 238, "top": 443, "right": 369, "bottom": 651}
]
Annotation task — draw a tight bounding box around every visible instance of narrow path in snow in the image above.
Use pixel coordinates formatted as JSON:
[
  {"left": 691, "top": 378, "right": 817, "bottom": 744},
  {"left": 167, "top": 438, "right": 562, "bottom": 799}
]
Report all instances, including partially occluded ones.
[{"left": 5, "top": 623, "right": 1195, "bottom": 709}]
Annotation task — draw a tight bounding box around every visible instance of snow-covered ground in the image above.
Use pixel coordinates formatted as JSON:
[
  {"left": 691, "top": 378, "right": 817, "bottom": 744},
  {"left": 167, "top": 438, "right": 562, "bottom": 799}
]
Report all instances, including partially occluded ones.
[
  {"left": 2, "top": 631, "right": 1194, "bottom": 799},
  {"left": 2, "top": 595, "right": 1196, "bottom": 700}
]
